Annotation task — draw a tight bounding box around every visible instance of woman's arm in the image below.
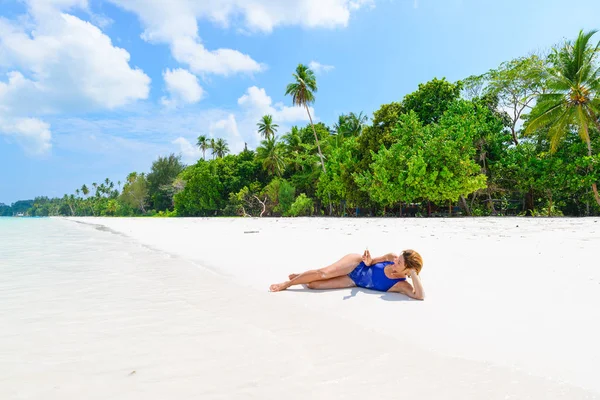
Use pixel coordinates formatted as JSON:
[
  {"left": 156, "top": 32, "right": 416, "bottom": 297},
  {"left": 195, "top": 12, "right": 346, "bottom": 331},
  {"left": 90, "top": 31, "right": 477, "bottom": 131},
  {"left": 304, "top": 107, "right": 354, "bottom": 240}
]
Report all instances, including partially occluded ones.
[
  {"left": 402, "top": 270, "right": 425, "bottom": 300},
  {"left": 372, "top": 253, "right": 396, "bottom": 264},
  {"left": 362, "top": 250, "right": 396, "bottom": 266}
]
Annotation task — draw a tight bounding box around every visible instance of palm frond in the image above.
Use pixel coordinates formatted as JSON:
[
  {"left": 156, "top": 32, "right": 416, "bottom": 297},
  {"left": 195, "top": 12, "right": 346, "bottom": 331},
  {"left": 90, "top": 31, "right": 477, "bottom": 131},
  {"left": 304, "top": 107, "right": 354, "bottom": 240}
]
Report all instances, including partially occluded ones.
[
  {"left": 547, "top": 108, "right": 576, "bottom": 151},
  {"left": 576, "top": 106, "right": 592, "bottom": 144},
  {"left": 524, "top": 100, "right": 565, "bottom": 135}
]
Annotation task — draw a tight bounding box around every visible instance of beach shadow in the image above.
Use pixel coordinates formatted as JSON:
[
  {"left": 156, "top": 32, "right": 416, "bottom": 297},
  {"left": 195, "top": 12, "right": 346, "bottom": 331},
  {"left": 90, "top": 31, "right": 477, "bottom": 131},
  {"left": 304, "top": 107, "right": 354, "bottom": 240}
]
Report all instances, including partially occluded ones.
[
  {"left": 285, "top": 286, "right": 413, "bottom": 301},
  {"left": 343, "top": 287, "right": 360, "bottom": 300}
]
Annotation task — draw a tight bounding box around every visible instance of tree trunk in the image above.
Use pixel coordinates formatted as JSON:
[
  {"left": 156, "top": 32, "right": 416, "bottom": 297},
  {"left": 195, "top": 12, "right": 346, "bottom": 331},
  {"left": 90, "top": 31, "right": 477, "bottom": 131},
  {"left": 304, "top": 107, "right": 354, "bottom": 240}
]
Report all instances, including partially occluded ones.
[
  {"left": 585, "top": 113, "right": 600, "bottom": 207},
  {"left": 510, "top": 118, "right": 520, "bottom": 146},
  {"left": 305, "top": 104, "right": 326, "bottom": 173},
  {"left": 253, "top": 195, "right": 267, "bottom": 217},
  {"left": 591, "top": 183, "right": 600, "bottom": 207},
  {"left": 487, "top": 190, "right": 496, "bottom": 214},
  {"left": 459, "top": 195, "right": 471, "bottom": 216},
  {"left": 305, "top": 103, "right": 332, "bottom": 215},
  {"left": 525, "top": 189, "right": 534, "bottom": 216}
]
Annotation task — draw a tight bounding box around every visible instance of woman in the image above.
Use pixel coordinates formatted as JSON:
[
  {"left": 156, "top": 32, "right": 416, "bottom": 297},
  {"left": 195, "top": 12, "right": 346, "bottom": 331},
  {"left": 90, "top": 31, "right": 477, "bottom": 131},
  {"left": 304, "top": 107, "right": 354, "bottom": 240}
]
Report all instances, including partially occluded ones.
[{"left": 269, "top": 249, "right": 425, "bottom": 300}]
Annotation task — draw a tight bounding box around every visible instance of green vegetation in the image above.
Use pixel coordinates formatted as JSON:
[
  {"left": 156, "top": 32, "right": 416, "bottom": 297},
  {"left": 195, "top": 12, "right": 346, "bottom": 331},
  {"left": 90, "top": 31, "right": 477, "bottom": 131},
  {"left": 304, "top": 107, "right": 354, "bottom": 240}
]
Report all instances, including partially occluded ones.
[{"left": 7, "top": 30, "right": 600, "bottom": 218}]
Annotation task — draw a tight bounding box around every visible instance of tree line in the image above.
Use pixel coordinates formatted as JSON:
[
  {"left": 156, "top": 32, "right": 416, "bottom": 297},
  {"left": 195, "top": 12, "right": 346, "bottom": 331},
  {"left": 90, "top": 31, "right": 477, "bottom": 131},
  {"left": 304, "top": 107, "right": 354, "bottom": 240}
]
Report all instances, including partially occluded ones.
[{"left": 8, "top": 29, "right": 600, "bottom": 218}]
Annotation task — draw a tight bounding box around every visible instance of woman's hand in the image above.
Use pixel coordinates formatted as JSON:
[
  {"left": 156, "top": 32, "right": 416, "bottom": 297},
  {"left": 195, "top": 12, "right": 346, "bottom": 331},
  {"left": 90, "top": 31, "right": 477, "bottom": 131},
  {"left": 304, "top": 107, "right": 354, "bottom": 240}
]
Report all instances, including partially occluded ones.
[
  {"left": 403, "top": 267, "right": 417, "bottom": 278},
  {"left": 362, "top": 249, "right": 373, "bottom": 266}
]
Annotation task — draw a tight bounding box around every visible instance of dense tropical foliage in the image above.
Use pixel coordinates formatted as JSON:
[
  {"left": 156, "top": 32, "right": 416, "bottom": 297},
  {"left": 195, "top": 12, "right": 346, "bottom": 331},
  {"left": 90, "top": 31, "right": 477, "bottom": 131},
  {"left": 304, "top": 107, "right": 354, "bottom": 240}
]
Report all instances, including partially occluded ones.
[{"left": 5, "top": 30, "right": 600, "bottom": 218}]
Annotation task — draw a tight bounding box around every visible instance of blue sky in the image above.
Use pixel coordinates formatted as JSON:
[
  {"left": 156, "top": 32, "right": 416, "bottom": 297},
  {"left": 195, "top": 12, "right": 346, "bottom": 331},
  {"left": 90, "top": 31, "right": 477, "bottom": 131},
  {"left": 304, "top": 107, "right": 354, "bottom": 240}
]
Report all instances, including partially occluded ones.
[{"left": 2, "top": 0, "right": 600, "bottom": 204}]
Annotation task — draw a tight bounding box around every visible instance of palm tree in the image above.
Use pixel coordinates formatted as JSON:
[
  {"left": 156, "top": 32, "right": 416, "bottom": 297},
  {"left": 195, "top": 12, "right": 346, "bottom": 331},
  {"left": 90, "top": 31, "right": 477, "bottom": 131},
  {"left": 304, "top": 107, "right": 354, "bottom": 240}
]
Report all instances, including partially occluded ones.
[
  {"left": 525, "top": 29, "right": 600, "bottom": 206},
  {"left": 257, "top": 115, "right": 279, "bottom": 140},
  {"left": 282, "top": 126, "right": 304, "bottom": 172},
  {"left": 346, "top": 112, "right": 368, "bottom": 137},
  {"left": 197, "top": 135, "right": 209, "bottom": 160},
  {"left": 256, "top": 137, "right": 286, "bottom": 177},
  {"left": 210, "top": 138, "right": 216, "bottom": 160},
  {"left": 285, "top": 64, "right": 326, "bottom": 173},
  {"left": 81, "top": 184, "right": 89, "bottom": 197},
  {"left": 333, "top": 114, "right": 349, "bottom": 137},
  {"left": 213, "top": 138, "right": 229, "bottom": 158}
]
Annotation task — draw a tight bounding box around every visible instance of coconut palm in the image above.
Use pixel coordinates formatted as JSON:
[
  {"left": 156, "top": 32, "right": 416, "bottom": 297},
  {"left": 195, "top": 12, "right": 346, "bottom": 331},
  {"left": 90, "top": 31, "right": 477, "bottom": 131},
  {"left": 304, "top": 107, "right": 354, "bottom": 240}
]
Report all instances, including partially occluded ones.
[
  {"left": 257, "top": 115, "right": 279, "bottom": 140},
  {"left": 213, "top": 138, "right": 230, "bottom": 158},
  {"left": 281, "top": 126, "right": 304, "bottom": 172},
  {"left": 525, "top": 29, "right": 600, "bottom": 206},
  {"left": 256, "top": 137, "right": 286, "bottom": 177},
  {"left": 197, "top": 135, "right": 209, "bottom": 160},
  {"left": 346, "top": 112, "right": 368, "bottom": 137},
  {"left": 285, "top": 64, "right": 326, "bottom": 172},
  {"left": 210, "top": 138, "right": 216, "bottom": 159}
]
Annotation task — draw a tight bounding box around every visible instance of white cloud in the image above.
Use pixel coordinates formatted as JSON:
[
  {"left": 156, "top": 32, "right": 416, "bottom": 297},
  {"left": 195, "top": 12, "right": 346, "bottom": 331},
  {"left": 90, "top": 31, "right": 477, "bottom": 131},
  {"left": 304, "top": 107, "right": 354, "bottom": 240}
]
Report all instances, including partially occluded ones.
[
  {"left": 51, "top": 86, "right": 314, "bottom": 163},
  {"left": 171, "top": 37, "right": 264, "bottom": 76},
  {"left": 107, "top": 0, "right": 373, "bottom": 75},
  {"left": 210, "top": 114, "right": 244, "bottom": 153},
  {"left": 238, "top": 86, "right": 312, "bottom": 123},
  {"left": 0, "top": 1, "right": 151, "bottom": 155},
  {"left": 0, "top": 117, "right": 52, "bottom": 155},
  {"left": 161, "top": 68, "right": 204, "bottom": 108},
  {"left": 172, "top": 137, "right": 202, "bottom": 162},
  {"left": 237, "top": 86, "right": 314, "bottom": 146},
  {"left": 309, "top": 61, "right": 335, "bottom": 74},
  {"left": 0, "top": 14, "right": 150, "bottom": 112}
]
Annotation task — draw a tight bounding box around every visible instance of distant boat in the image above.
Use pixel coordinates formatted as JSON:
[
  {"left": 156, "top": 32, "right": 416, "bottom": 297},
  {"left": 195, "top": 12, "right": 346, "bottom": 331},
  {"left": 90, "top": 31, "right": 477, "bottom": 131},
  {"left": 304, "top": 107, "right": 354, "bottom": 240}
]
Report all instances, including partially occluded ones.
[{"left": 15, "top": 213, "right": 24, "bottom": 217}]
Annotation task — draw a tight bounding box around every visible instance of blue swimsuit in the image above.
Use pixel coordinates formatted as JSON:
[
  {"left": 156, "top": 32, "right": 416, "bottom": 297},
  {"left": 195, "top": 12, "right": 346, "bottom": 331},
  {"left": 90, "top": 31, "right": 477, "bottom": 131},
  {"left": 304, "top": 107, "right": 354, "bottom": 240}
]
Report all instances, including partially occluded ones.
[{"left": 348, "top": 261, "right": 406, "bottom": 292}]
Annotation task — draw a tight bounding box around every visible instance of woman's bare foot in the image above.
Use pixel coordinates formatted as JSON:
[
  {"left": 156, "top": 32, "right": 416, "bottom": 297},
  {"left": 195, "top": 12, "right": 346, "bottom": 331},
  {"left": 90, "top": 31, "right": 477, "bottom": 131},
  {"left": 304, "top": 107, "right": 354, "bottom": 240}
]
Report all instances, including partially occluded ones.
[
  {"left": 269, "top": 282, "right": 290, "bottom": 292},
  {"left": 288, "top": 274, "right": 299, "bottom": 280}
]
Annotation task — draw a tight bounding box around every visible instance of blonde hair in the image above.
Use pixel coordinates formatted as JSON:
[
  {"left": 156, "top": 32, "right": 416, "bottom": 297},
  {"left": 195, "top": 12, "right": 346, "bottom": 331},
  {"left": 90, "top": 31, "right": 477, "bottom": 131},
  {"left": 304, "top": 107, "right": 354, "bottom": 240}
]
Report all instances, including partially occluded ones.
[{"left": 402, "top": 249, "right": 423, "bottom": 275}]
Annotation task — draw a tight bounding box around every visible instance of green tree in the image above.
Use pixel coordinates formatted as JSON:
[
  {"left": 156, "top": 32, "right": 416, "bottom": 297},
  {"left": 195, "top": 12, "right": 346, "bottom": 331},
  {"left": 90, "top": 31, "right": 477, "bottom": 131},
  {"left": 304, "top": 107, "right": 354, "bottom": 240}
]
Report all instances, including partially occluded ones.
[
  {"left": 289, "top": 193, "right": 313, "bottom": 216},
  {"left": 263, "top": 178, "right": 296, "bottom": 216},
  {"left": 333, "top": 112, "right": 367, "bottom": 147},
  {"left": 256, "top": 137, "right": 286, "bottom": 177},
  {"left": 197, "top": 135, "right": 209, "bottom": 160},
  {"left": 213, "top": 138, "right": 229, "bottom": 158},
  {"left": 174, "top": 162, "right": 223, "bottom": 216},
  {"left": 120, "top": 172, "right": 148, "bottom": 213},
  {"left": 209, "top": 138, "right": 216, "bottom": 159},
  {"left": 285, "top": 64, "right": 326, "bottom": 173},
  {"left": 282, "top": 126, "right": 304, "bottom": 172},
  {"left": 464, "top": 55, "right": 547, "bottom": 145},
  {"left": 525, "top": 29, "right": 600, "bottom": 206},
  {"left": 146, "top": 153, "right": 186, "bottom": 212},
  {"left": 402, "top": 77, "right": 463, "bottom": 125},
  {"left": 257, "top": 115, "right": 279, "bottom": 140},
  {"left": 357, "top": 103, "right": 488, "bottom": 210}
]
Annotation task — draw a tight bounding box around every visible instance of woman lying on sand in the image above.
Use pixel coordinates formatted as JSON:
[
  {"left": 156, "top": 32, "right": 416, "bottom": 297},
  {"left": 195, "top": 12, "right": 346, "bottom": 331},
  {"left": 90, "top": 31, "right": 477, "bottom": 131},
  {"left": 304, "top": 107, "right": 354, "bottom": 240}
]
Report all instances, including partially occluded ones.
[{"left": 269, "top": 249, "right": 425, "bottom": 300}]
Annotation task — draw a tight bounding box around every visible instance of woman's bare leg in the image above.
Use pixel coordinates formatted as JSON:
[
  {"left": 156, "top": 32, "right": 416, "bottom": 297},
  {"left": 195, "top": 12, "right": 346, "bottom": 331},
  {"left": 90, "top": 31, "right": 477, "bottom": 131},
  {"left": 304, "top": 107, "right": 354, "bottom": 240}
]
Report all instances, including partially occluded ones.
[
  {"left": 306, "top": 276, "right": 356, "bottom": 290},
  {"left": 269, "top": 253, "right": 361, "bottom": 292}
]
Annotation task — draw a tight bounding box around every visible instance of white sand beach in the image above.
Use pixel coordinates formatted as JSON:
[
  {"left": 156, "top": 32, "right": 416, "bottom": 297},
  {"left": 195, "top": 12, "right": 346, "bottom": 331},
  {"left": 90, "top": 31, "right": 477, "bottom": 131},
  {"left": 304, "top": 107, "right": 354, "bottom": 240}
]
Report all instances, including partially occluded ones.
[{"left": 1, "top": 217, "right": 599, "bottom": 399}]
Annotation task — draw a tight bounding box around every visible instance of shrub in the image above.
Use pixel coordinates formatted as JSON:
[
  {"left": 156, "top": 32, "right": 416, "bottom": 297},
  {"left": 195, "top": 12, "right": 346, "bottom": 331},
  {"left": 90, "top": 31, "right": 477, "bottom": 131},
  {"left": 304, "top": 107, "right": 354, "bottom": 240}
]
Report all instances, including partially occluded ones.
[{"left": 288, "top": 193, "right": 313, "bottom": 216}]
